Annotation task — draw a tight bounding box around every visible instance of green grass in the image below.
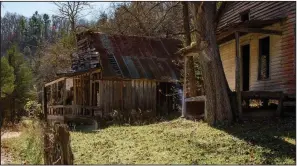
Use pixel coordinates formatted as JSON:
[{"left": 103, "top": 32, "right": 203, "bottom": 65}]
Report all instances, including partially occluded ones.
[
  {"left": 2, "top": 117, "right": 295, "bottom": 164},
  {"left": 70, "top": 117, "right": 296, "bottom": 164}
]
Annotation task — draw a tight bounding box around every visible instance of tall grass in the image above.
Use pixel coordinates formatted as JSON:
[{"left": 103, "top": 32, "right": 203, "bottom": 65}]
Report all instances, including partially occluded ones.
[{"left": 2, "top": 118, "right": 44, "bottom": 164}]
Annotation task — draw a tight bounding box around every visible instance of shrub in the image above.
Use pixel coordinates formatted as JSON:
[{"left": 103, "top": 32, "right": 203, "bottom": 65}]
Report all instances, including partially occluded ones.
[{"left": 24, "top": 100, "right": 42, "bottom": 118}]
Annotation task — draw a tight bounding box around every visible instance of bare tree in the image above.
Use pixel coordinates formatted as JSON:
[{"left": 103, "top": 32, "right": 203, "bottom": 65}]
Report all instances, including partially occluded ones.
[
  {"left": 96, "top": 2, "right": 183, "bottom": 37},
  {"left": 53, "top": 2, "right": 92, "bottom": 33}
]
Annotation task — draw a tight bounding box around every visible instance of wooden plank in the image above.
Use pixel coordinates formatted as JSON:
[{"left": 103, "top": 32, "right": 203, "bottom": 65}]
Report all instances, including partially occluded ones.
[
  {"left": 131, "top": 80, "right": 136, "bottom": 110},
  {"left": 276, "top": 92, "right": 284, "bottom": 116},
  {"left": 121, "top": 81, "right": 124, "bottom": 112},
  {"left": 63, "top": 78, "right": 67, "bottom": 108},
  {"left": 140, "top": 80, "right": 144, "bottom": 111},
  {"left": 152, "top": 81, "right": 156, "bottom": 114},
  {"left": 47, "top": 115, "right": 65, "bottom": 121},
  {"left": 43, "top": 86, "right": 48, "bottom": 120},
  {"left": 135, "top": 80, "right": 139, "bottom": 110},
  {"left": 241, "top": 91, "right": 283, "bottom": 99},
  {"left": 108, "top": 81, "right": 114, "bottom": 111},
  {"left": 185, "top": 96, "right": 206, "bottom": 102},
  {"left": 182, "top": 56, "right": 187, "bottom": 117},
  {"left": 99, "top": 81, "right": 103, "bottom": 113},
  {"left": 105, "top": 81, "right": 108, "bottom": 115},
  {"left": 127, "top": 81, "right": 132, "bottom": 113},
  {"left": 89, "top": 74, "right": 92, "bottom": 106},
  {"left": 147, "top": 81, "right": 152, "bottom": 111},
  {"left": 143, "top": 80, "right": 147, "bottom": 111},
  {"left": 237, "top": 28, "right": 282, "bottom": 35},
  {"left": 235, "top": 32, "right": 242, "bottom": 118},
  {"left": 45, "top": 77, "right": 67, "bottom": 87}
]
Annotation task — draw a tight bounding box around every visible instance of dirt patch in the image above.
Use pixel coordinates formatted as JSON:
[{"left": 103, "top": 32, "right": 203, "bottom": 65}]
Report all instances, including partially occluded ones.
[
  {"left": 1, "top": 131, "right": 22, "bottom": 164},
  {"left": 1, "top": 132, "right": 21, "bottom": 140}
]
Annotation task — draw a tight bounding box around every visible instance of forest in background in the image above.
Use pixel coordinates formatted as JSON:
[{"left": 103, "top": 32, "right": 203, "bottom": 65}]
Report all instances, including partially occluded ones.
[{"left": 0, "top": 2, "right": 202, "bottom": 125}]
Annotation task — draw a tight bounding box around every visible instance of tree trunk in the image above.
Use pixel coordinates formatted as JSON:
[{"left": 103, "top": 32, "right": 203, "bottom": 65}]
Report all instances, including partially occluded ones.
[
  {"left": 190, "top": 2, "right": 233, "bottom": 125},
  {"left": 181, "top": 2, "right": 198, "bottom": 118}
]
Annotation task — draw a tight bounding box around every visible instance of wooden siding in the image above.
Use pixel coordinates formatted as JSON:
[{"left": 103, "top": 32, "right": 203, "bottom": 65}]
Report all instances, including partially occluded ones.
[
  {"left": 219, "top": 22, "right": 295, "bottom": 95},
  {"left": 217, "top": 1, "right": 296, "bottom": 31},
  {"left": 98, "top": 79, "right": 157, "bottom": 116}
]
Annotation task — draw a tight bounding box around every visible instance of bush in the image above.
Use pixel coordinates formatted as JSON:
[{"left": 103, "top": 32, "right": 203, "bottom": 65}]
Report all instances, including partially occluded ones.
[{"left": 24, "top": 100, "right": 42, "bottom": 118}]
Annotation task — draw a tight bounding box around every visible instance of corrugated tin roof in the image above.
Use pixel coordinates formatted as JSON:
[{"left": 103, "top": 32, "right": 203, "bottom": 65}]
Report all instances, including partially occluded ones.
[{"left": 85, "top": 32, "right": 183, "bottom": 82}]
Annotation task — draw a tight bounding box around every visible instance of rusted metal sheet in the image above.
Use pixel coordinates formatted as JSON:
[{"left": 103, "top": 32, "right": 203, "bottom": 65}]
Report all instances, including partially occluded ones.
[
  {"left": 122, "top": 56, "right": 140, "bottom": 79},
  {"left": 74, "top": 32, "right": 182, "bottom": 82}
]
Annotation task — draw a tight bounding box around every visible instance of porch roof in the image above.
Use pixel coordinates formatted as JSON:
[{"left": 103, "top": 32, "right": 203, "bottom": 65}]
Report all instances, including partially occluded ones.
[{"left": 216, "top": 18, "right": 285, "bottom": 44}]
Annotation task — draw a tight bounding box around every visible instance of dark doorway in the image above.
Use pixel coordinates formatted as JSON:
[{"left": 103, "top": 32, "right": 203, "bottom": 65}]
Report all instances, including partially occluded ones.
[{"left": 242, "top": 44, "right": 250, "bottom": 91}]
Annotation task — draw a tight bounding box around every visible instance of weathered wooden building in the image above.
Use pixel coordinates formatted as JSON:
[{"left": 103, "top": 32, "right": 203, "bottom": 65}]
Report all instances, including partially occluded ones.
[
  {"left": 44, "top": 31, "right": 183, "bottom": 123},
  {"left": 182, "top": 1, "right": 296, "bottom": 118}
]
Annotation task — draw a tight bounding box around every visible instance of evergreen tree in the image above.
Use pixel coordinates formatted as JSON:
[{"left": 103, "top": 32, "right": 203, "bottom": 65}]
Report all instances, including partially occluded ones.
[{"left": 0, "top": 56, "right": 15, "bottom": 98}]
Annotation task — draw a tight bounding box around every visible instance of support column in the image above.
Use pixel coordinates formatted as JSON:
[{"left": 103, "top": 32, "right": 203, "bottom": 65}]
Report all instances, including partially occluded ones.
[
  {"left": 182, "top": 56, "right": 187, "bottom": 118},
  {"left": 235, "top": 32, "right": 242, "bottom": 118},
  {"left": 43, "top": 86, "right": 47, "bottom": 121}
]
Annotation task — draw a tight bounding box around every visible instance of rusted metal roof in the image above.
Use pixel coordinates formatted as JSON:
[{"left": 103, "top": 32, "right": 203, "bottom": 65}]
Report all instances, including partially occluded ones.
[{"left": 83, "top": 32, "right": 183, "bottom": 82}]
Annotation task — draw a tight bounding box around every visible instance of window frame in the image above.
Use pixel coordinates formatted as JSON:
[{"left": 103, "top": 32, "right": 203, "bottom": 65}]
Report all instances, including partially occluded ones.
[{"left": 258, "top": 36, "right": 270, "bottom": 81}]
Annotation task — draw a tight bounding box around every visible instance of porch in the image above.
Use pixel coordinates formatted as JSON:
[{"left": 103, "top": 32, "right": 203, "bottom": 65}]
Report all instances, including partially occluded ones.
[{"left": 182, "top": 18, "right": 294, "bottom": 119}]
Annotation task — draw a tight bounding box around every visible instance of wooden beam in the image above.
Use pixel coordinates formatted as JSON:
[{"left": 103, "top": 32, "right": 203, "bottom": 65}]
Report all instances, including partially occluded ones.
[
  {"left": 241, "top": 91, "right": 283, "bottom": 99},
  {"left": 45, "top": 77, "right": 67, "bottom": 87},
  {"left": 185, "top": 95, "right": 206, "bottom": 102},
  {"left": 237, "top": 28, "right": 282, "bottom": 35},
  {"left": 89, "top": 74, "right": 92, "bottom": 106},
  {"left": 63, "top": 78, "right": 66, "bottom": 106},
  {"left": 235, "top": 32, "right": 242, "bottom": 119},
  {"left": 181, "top": 56, "right": 187, "bottom": 118},
  {"left": 43, "top": 86, "right": 48, "bottom": 121}
]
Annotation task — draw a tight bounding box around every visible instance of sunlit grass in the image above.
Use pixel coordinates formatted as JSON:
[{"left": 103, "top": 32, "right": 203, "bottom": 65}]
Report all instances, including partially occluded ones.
[{"left": 70, "top": 117, "right": 296, "bottom": 164}]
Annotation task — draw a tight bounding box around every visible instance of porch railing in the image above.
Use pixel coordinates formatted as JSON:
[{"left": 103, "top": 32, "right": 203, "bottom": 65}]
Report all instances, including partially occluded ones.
[{"left": 47, "top": 105, "right": 103, "bottom": 117}]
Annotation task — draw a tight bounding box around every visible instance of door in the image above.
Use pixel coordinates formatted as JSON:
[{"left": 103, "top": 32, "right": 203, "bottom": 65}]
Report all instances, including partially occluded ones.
[{"left": 241, "top": 44, "right": 250, "bottom": 91}]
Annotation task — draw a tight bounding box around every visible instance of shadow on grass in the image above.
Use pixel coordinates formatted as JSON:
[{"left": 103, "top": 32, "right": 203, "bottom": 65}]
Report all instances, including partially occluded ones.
[{"left": 215, "top": 116, "right": 296, "bottom": 164}]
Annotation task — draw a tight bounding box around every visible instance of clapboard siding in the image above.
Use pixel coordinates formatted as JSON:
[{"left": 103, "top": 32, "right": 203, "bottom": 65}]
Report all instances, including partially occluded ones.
[
  {"left": 219, "top": 21, "right": 295, "bottom": 95},
  {"left": 98, "top": 79, "right": 157, "bottom": 116},
  {"left": 218, "top": 2, "right": 295, "bottom": 95},
  {"left": 217, "top": 1, "right": 295, "bottom": 31}
]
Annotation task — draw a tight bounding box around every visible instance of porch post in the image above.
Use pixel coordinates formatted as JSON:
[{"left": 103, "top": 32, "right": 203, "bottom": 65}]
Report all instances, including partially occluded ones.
[
  {"left": 43, "top": 85, "right": 47, "bottom": 121},
  {"left": 182, "top": 56, "right": 187, "bottom": 118},
  {"left": 235, "top": 32, "right": 242, "bottom": 119}
]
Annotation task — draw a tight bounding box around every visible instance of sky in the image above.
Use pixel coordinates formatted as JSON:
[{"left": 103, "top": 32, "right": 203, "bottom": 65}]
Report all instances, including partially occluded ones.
[{"left": 1, "top": 2, "right": 111, "bottom": 20}]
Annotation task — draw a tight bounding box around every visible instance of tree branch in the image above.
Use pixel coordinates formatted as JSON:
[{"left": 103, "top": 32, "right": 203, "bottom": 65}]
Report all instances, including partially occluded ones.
[{"left": 150, "top": 2, "right": 180, "bottom": 33}]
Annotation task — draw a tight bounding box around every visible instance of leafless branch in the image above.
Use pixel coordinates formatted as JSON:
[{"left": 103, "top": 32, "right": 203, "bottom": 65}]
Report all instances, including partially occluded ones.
[
  {"left": 122, "top": 5, "right": 150, "bottom": 36},
  {"left": 150, "top": 2, "right": 180, "bottom": 33}
]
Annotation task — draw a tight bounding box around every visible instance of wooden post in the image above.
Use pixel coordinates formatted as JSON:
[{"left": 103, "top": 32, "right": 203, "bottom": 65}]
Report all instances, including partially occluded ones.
[
  {"left": 276, "top": 92, "right": 284, "bottom": 116},
  {"left": 89, "top": 74, "right": 92, "bottom": 106},
  {"left": 63, "top": 79, "right": 66, "bottom": 115},
  {"left": 235, "top": 32, "right": 242, "bottom": 118},
  {"left": 182, "top": 56, "right": 187, "bottom": 118},
  {"left": 43, "top": 86, "right": 48, "bottom": 121}
]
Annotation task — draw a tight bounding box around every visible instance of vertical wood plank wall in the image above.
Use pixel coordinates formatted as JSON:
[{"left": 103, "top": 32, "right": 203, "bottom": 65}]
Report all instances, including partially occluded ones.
[{"left": 98, "top": 79, "right": 157, "bottom": 116}]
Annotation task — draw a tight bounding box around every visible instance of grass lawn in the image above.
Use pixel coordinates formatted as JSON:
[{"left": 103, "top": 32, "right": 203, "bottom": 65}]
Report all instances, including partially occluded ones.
[
  {"left": 70, "top": 117, "right": 296, "bottom": 164},
  {"left": 2, "top": 117, "right": 296, "bottom": 164}
]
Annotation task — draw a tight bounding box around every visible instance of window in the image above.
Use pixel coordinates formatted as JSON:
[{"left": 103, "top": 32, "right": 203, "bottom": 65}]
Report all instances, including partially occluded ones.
[
  {"left": 258, "top": 37, "right": 270, "bottom": 80},
  {"left": 240, "top": 10, "right": 250, "bottom": 22}
]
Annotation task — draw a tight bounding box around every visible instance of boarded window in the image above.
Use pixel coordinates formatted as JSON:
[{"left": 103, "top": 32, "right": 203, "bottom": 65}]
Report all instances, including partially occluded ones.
[{"left": 258, "top": 37, "right": 270, "bottom": 80}]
